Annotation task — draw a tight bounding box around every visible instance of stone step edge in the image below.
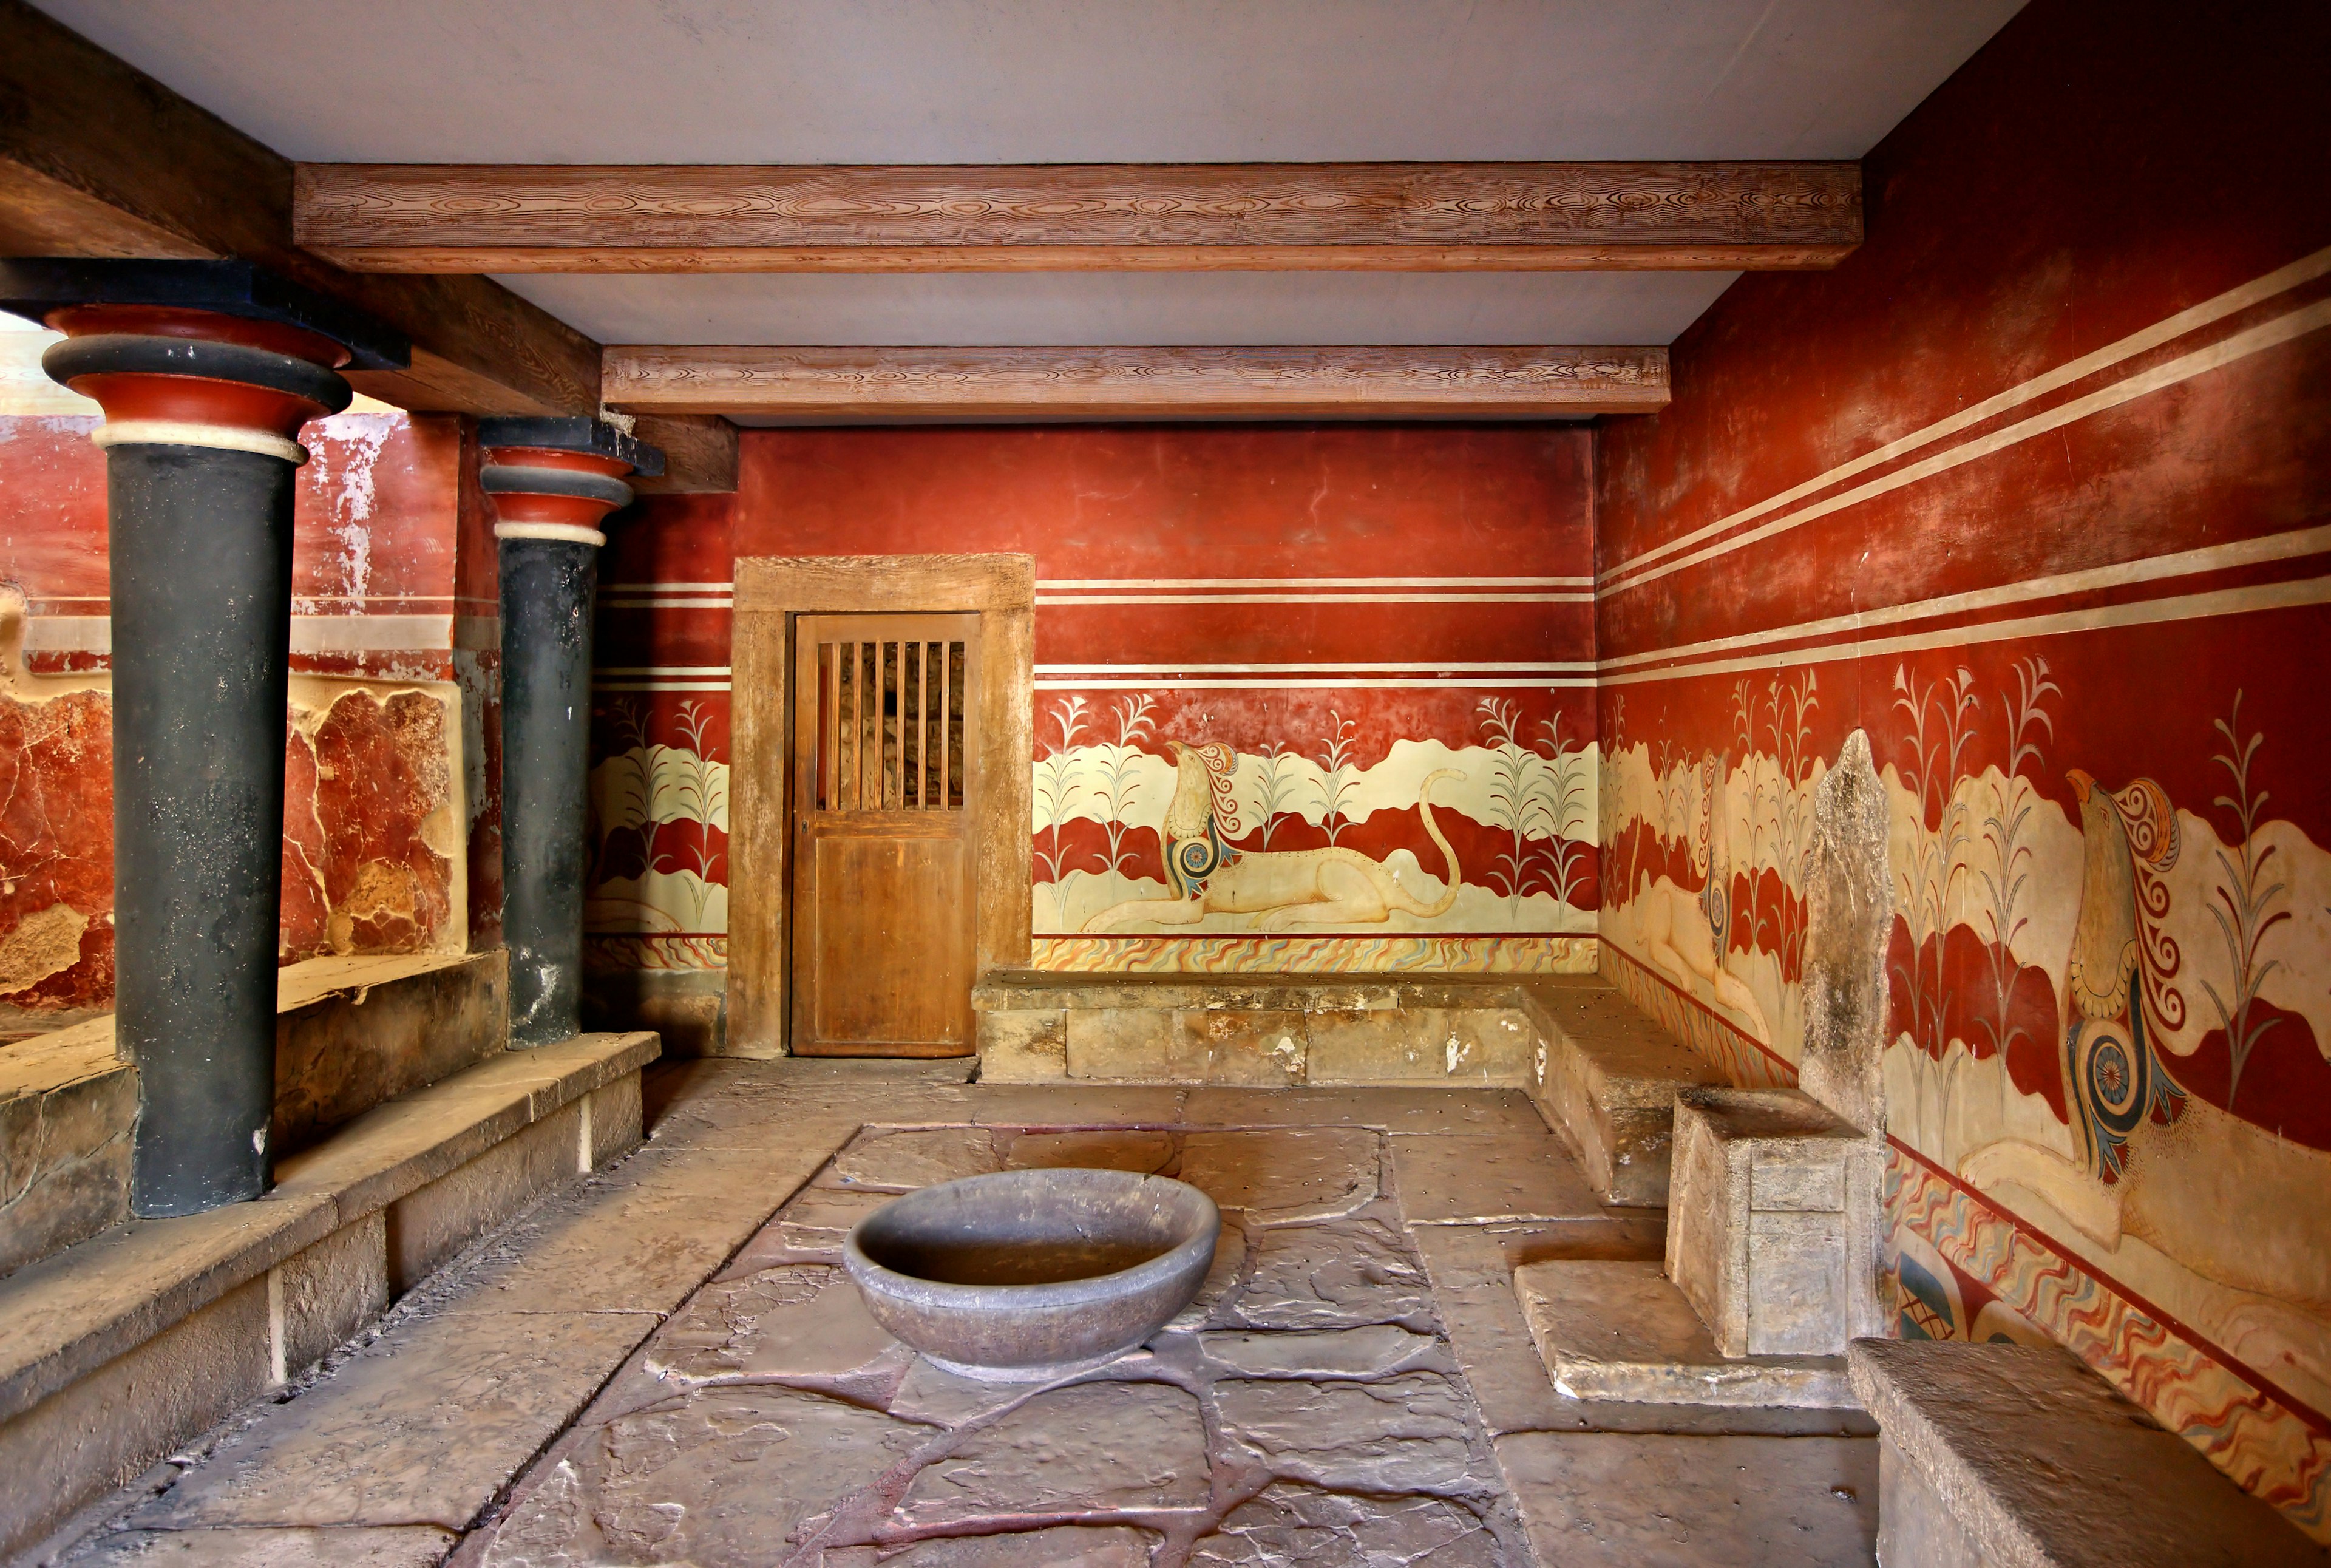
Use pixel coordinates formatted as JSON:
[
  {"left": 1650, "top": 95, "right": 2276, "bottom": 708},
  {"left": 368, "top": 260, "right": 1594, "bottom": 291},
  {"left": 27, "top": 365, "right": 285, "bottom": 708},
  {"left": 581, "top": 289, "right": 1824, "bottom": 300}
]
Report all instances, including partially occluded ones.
[
  {"left": 0, "top": 1030, "right": 658, "bottom": 1426},
  {"left": 1516, "top": 1259, "right": 1861, "bottom": 1411},
  {"left": 972, "top": 969, "right": 1610, "bottom": 1012}
]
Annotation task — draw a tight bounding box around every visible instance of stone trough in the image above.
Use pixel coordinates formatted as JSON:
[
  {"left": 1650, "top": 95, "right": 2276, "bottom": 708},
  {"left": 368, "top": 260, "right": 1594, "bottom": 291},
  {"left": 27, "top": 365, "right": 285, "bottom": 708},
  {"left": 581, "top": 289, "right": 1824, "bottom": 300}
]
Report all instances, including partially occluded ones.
[{"left": 843, "top": 1168, "right": 1220, "bottom": 1380}]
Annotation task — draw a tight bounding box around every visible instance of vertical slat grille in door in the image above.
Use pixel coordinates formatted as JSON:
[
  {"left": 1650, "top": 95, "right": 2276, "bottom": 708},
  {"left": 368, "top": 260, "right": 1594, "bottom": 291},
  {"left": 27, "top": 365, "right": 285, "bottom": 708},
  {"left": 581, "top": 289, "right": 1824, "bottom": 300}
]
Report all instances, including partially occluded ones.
[{"left": 815, "top": 634, "right": 968, "bottom": 813}]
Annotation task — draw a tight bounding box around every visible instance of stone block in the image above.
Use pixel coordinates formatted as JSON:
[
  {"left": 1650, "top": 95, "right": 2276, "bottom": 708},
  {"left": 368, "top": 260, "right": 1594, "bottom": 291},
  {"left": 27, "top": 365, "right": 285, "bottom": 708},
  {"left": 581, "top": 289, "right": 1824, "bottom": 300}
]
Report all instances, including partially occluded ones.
[
  {"left": 1494, "top": 1429, "right": 1878, "bottom": 1565},
  {"left": 1305, "top": 1006, "right": 1532, "bottom": 1085},
  {"left": 136, "top": 1309, "right": 659, "bottom": 1533},
  {"left": 894, "top": 1380, "right": 1208, "bottom": 1527},
  {"left": 0, "top": 1019, "right": 132, "bottom": 1278},
  {"left": 1848, "top": 1339, "right": 2324, "bottom": 1567},
  {"left": 76, "top": 1526, "right": 457, "bottom": 1564},
  {"left": 1065, "top": 1007, "right": 1306, "bottom": 1085},
  {"left": 1215, "top": 1371, "right": 1481, "bottom": 1493},
  {"left": 269, "top": 1210, "right": 388, "bottom": 1382},
  {"left": 975, "top": 1007, "right": 1067, "bottom": 1082},
  {"left": 1520, "top": 978, "right": 1722, "bottom": 1208},
  {"left": 1386, "top": 1132, "right": 1603, "bottom": 1225},
  {"left": 1665, "top": 1086, "right": 1876, "bottom": 1359},
  {"left": 582, "top": 1070, "right": 643, "bottom": 1168},
  {"left": 1178, "top": 1128, "right": 1379, "bottom": 1224},
  {"left": 0, "top": 1277, "right": 273, "bottom": 1559},
  {"left": 1189, "top": 1485, "right": 1500, "bottom": 1567},
  {"left": 385, "top": 1098, "right": 582, "bottom": 1294},
  {"left": 1514, "top": 1260, "right": 1855, "bottom": 1408},
  {"left": 271, "top": 951, "right": 507, "bottom": 1156}
]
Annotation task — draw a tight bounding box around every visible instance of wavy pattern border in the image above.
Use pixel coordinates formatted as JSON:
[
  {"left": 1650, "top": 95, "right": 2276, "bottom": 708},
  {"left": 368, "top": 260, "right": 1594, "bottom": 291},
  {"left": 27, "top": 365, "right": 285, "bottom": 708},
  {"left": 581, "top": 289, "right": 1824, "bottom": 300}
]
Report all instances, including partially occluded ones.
[
  {"left": 1890, "top": 1145, "right": 2331, "bottom": 1541},
  {"left": 1597, "top": 940, "right": 1797, "bottom": 1090},
  {"left": 1030, "top": 934, "right": 1599, "bottom": 975},
  {"left": 584, "top": 934, "right": 729, "bottom": 974}
]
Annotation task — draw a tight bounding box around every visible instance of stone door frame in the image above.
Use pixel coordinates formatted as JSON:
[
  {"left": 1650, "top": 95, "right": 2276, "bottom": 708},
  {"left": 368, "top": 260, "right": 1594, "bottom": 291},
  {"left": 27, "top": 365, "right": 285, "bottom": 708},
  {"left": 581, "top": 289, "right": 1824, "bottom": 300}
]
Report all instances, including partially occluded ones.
[{"left": 726, "top": 554, "right": 1034, "bottom": 1056}]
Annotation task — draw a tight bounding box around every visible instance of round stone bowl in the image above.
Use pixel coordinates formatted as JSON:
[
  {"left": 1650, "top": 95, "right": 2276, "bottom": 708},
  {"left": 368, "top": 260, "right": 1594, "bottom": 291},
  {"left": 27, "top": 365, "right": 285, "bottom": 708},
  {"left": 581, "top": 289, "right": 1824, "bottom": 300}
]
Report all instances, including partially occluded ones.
[{"left": 843, "top": 1169, "right": 1220, "bottom": 1381}]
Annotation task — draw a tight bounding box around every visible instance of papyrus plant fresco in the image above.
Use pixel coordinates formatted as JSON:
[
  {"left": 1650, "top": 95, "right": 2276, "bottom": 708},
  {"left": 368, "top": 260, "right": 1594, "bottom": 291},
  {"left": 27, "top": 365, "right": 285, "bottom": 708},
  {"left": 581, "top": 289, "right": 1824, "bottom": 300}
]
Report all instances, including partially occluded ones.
[
  {"left": 586, "top": 694, "right": 731, "bottom": 935},
  {"left": 1031, "top": 689, "right": 1597, "bottom": 936}
]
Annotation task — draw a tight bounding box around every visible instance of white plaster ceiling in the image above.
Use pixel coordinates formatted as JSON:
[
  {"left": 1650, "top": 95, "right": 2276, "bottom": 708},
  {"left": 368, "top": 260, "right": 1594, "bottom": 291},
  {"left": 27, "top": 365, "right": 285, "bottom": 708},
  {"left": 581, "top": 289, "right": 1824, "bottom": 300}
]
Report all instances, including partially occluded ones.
[{"left": 33, "top": 0, "right": 2024, "bottom": 349}]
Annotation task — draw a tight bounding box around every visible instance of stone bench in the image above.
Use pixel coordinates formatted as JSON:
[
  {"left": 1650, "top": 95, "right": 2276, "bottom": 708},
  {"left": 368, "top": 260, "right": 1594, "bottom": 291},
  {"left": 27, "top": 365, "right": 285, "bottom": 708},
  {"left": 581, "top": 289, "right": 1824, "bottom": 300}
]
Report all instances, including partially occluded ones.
[
  {"left": 1668, "top": 1085, "right": 1884, "bottom": 1360},
  {"left": 1515, "top": 979, "right": 1724, "bottom": 1207},
  {"left": 2, "top": 950, "right": 507, "bottom": 1278},
  {"left": 1849, "top": 1339, "right": 2323, "bottom": 1566},
  {"left": 972, "top": 969, "right": 1581, "bottom": 1087},
  {"left": 0, "top": 1029, "right": 657, "bottom": 1558}
]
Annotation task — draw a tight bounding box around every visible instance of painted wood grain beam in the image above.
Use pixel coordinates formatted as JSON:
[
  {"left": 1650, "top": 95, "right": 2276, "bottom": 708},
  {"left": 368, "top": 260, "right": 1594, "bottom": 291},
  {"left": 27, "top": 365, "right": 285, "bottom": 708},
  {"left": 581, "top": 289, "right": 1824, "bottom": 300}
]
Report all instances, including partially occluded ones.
[
  {"left": 0, "top": 0, "right": 599, "bottom": 416},
  {"left": 600, "top": 346, "right": 1670, "bottom": 420},
  {"left": 296, "top": 163, "right": 1861, "bottom": 273}
]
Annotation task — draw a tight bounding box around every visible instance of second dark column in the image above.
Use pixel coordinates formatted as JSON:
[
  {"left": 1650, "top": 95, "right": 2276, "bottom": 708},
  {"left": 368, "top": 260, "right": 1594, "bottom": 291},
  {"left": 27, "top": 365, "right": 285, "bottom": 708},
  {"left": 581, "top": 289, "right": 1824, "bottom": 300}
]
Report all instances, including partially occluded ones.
[{"left": 482, "top": 418, "right": 662, "bottom": 1046}]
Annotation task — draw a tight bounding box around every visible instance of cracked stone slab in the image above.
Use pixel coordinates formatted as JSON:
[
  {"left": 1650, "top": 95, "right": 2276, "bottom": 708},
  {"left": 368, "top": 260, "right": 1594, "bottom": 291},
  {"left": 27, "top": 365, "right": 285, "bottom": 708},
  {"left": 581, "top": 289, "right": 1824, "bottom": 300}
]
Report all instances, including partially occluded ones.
[
  {"left": 73, "top": 1526, "right": 456, "bottom": 1566},
  {"left": 893, "top": 1380, "right": 1210, "bottom": 1528},
  {"left": 1495, "top": 1431, "right": 1877, "bottom": 1565},
  {"left": 1001, "top": 1128, "right": 1177, "bottom": 1173},
  {"left": 1181, "top": 1087, "right": 1552, "bottom": 1137},
  {"left": 1199, "top": 1326, "right": 1439, "bottom": 1380},
  {"left": 1215, "top": 1373, "right": 1484, "bottom": 1494},
  {"left": 773, "top": 1187, "right": 895, "bottom": 1257},
  {"left": 1387, "top": 1134, "right": 1604, "bottom": 1224},
  {"left": 132, "top": 1309, "right": 658, "bottom": 1532},
  {"left": 1187, "top": 1483, "right": 1507, "bottom": 1567},
  {"left": 830, "top": 1128, "right": 1003, "bottom": 1190},
  {"left": 648, "top": 1263, "right": 908, "bottom": 1385},
  {"left": 420, "top": 1169, "right": 744, "bottom": 1318},
  {"left": 1224, "top": 1217, "right": 1438, "bottom": 1332},
  {"left": 825, "top": 1524, "right": 1159, "bottom": 1565},
  {"left": 480, "top": 1385, "right": 938, "bottom": 1566},
  {"left": 1179, "top": 1128, "right": 1379, "bottom": 1224}
]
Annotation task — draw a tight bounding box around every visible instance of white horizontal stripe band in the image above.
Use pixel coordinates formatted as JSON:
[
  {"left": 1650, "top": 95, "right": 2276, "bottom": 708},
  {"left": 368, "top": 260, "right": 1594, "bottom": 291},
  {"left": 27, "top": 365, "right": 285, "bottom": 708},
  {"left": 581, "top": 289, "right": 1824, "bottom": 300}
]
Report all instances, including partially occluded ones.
[
  {"left": 1037, "top": 592, "right": 1592, "bottom": 605},
  {"left": 1601, "top": 574, "right": 2331, "bottom": 686},
  {"left": 1036, "top": 677, "right": 1597, "bottom": 690},
  {"left": 1603, "top": 293, "right": 2331, "bottom": 598},
  {"left": 1035, "top": 662, "right": 1595, "bottom": 674},
  {"left": 601, "top": 597, "right": 734, "bottom": 609},
  {"left": 595, "top": 666, "right": 733, "bottom": 676},
  {"left": 1598, "top": 243, "right": 2331, "bottom": 588},
  {"left": 93, "top": 421, "right": 306, "bottom": 465},
  {"left": 20, "top": 614, "right": 461, "bottom": 656},
  {"left": 593, "top": 680, "right": 734, "bottom": 691},
  {"left": 1036, "top": 576, "right": 1592, "bottom": 589},
  {"left": 496, "top": 522, "right": 606, "bottom": 546},
  {"left": 1600, "top": 523, "right": 2331, "bottom": 673}
]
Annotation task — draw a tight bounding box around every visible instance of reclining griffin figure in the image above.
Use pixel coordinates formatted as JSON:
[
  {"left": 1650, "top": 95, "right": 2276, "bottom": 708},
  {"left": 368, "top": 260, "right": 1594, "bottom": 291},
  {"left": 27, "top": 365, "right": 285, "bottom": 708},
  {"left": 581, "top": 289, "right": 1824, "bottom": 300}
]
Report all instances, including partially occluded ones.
[{"left": 1082, "top": 739, "right": 1464, "bottom": 931}]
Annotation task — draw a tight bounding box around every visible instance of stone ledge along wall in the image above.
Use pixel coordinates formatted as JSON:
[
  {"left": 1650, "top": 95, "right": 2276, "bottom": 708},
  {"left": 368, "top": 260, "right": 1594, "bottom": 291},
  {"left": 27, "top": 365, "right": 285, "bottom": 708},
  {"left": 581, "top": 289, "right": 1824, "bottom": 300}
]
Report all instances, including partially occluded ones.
[
  {"left": 0, "top": 336, "right": 501, "bottom": 1039},
  {"left": 1590, "top": 0, "right": 2331, "bottom": 1538},
  {"left": 583, "top": 426, "right": 1602, "bottom": 1047}
]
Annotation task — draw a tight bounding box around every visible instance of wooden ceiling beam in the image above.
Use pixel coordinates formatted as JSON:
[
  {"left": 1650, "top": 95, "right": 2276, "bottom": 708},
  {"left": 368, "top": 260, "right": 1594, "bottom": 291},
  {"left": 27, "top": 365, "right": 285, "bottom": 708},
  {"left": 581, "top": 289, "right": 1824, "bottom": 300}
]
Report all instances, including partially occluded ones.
[
  {"left": 297, "top": 162, "right": 1861, "bottom": 273},
  {"left": 600, "top": 345, "right": 1669, "bottom": 421},
  {"left": 0, "top": 0, "right": 600, "bottom": 417}
]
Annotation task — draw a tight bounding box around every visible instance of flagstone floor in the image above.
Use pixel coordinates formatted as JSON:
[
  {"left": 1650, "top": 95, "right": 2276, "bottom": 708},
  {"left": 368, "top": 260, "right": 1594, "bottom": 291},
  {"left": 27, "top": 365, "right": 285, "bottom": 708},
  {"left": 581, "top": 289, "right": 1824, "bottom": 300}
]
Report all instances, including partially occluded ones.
[{"left": 44, "top": 1061, "right": 1878, "bottom": 1567}]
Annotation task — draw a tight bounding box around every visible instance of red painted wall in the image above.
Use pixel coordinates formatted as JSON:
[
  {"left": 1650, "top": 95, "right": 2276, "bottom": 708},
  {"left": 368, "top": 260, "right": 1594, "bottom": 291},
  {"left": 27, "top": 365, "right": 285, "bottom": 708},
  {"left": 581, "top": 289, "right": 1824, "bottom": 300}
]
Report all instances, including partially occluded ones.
[
  {"left": 1593, "top": 0, "right": 2331, "bottom": 1533},
  {"left": 586, "top": 426, "right": 1598, "bottom": 985},
  {"left": 0, "top": 405, "right": 497, "bottom": 1029}
]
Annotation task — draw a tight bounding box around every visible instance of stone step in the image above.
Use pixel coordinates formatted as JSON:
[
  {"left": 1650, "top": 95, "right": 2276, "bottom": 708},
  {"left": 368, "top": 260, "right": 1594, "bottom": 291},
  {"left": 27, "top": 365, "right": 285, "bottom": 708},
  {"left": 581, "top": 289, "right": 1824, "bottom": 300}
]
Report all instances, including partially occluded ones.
[
  {"left": 1, "top": 949, "right": 508, "bottom": 1280},
  {"left": 1849, "top": 1339, "right": 2323, "bottom": 1566},
  {"left": 971, "top": 968, "right": 1590, "bottom": 1088},
  {"left": 1513, "top": 979, "right": 1724, "bottom": 1207},
  {"left": 0, "top": 1030, "right": 657, "bottom": 1559},
  {"left": 1515, "top": 1258, "right": 1856, "bottom": 1408}
]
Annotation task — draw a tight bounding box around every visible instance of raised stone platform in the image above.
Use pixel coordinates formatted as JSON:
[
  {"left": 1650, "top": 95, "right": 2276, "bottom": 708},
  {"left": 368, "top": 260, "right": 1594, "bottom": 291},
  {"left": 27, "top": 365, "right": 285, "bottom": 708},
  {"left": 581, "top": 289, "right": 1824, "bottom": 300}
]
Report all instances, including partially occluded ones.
[
  {"left": 972, "top": 969, "right": 1588, "bottom": 1088},
  {"left": 1849, "top": 1339, "right": 2323, "bottom": 1566},
  {"left": 1515, "top": 1259, "right": 1855, "bottom": 1408},
  {"left": 1667, "top": 1085, "right": 1882, "bottom": 1359},
  {"left": 0, "top": 1029, "right": 656, "bottom": 1558},
  {"left": 1516, "top": 979, "right": 1723, "bottom": 1207},
  {"left": 1, "top": 950, "right": 507, "bottom": 1280}
]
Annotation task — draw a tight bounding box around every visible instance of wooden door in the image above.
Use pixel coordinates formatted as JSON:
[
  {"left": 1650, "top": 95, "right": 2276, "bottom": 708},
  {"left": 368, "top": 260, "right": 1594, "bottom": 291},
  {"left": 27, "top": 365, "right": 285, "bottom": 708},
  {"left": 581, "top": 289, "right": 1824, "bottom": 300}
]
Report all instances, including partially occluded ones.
[{"left": 790, "top": 613, "right": 981, "bottom": 1056}]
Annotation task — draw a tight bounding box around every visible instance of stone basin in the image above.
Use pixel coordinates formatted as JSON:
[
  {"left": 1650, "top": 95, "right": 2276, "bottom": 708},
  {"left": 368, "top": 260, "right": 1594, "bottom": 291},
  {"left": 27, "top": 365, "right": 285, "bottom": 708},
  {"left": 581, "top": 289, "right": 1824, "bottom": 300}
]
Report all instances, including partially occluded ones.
[{"left": 843, "top": 1168, "right": 1221, "bottom": 1380}]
